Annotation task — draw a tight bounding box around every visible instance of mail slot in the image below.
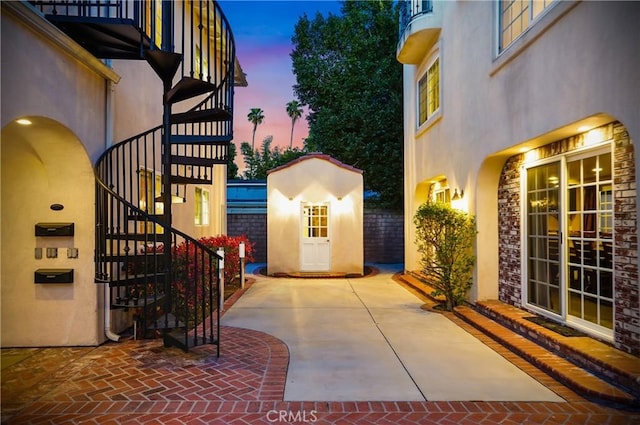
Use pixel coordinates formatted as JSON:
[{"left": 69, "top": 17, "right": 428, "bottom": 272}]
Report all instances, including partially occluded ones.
[
  {"left": 35, "top": 223, "right": 74, "bottom": 237},
  {"left": 35, "top": 269, "right": 74, "bottom": 284}
]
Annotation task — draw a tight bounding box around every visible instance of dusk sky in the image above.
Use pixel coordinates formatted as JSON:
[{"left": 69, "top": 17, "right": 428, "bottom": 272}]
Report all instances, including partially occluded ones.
[{"left": 219, "top": 0, "right": 342, "bottom": 153}]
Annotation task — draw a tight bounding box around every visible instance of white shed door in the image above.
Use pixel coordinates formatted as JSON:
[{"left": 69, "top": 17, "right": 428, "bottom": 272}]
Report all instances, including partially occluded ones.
[{"left": 300, "top": 203, "right": 330, "bottom": 271}]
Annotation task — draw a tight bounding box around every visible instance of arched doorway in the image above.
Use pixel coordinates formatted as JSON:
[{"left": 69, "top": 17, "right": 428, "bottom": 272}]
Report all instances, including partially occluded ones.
[{"left": 1, "top": 116, "right": 102, "bottom": 347}]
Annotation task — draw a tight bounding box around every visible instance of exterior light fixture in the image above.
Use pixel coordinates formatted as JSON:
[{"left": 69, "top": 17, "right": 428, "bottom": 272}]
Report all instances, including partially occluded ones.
[
  {"left": 452, "top": 189, "right": 464, "bottom": 201},
  {"left": 16, "top": 118, "right": 32, "bottom": 125}
]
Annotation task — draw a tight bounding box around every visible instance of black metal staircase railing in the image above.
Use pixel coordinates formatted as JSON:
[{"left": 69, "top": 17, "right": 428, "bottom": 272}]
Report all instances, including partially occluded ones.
[{"left": 32, "top": 0, "right": 237, "bottom": 352}]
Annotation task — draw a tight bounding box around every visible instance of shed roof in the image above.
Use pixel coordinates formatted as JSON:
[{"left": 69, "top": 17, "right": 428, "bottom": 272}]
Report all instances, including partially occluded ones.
[{"left": 267, "top": 153, "right": 363, "bottom": 175}]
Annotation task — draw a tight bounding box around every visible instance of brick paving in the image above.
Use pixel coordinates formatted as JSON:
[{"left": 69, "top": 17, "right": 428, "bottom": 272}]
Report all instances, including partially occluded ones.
[{"left": 2, "top": 275, "right": 639, "bottom": 424}]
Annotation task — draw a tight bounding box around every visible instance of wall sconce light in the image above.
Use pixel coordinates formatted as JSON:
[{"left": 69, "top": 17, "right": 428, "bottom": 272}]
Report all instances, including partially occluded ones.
[{"left": 451, "top": 188, "right": 467, "bottom": 212}]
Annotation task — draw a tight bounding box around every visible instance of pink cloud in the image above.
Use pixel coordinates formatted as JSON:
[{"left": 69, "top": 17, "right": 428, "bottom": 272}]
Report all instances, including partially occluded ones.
[{"left": 233, "top": 41, "right": 308, "bottom": 156}]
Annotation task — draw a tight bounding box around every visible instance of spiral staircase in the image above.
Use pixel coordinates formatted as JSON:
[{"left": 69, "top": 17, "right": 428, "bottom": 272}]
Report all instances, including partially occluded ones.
[{"left": 31, "top": 0, "right": 237, "bottom": 352}]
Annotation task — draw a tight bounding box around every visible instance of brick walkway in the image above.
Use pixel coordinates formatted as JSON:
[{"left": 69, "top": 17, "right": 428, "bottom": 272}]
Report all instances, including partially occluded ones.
[
  {"left": 3, "top": 326, "right": 638, "bottom": 424},
  {"left": 2, "top": 275, "right": 639, "bottom": 424}
]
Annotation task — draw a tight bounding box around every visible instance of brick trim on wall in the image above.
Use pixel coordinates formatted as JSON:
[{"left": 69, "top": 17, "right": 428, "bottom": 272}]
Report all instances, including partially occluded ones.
[{"left": 498, "top": 122, "right": 638, "bottom": 355}]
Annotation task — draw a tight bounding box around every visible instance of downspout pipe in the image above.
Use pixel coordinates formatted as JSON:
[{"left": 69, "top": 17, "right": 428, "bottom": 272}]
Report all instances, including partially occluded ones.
[{"left": 103, "top": 61, "right": 120, "bottom": 342}]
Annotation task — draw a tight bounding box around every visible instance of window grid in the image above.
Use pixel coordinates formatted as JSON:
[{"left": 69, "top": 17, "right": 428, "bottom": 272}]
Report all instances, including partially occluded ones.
[
  {"left": 567, "top": 152, "right": 614, "bottom": 329},
  {"left": 195, "top": 187, "right": 210, "bottom": 226},
  {"left": 303, "top": 205, "right": 328, "bottom": 238},
  {"left": 499, "top": 0, "right": 554, "bottom": 52},
  {"left": 418, "top": 57, "right": 440, "bottom": 126},
  {"left": 526, "top": 162, "right": 561, "bottom": 314}
]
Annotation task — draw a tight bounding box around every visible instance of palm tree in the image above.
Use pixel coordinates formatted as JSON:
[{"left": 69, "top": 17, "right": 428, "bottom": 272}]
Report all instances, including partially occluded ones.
[
  {"left": 286, "top": 100, "right": 303, "bottom": 149},
  {"left": 247, "top": 108, "right": 264, "bottom": 150}
]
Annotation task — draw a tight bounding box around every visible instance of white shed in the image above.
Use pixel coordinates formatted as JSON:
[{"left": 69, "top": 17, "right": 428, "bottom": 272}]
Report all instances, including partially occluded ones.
[{"left": 267, "top": 153, "right": 364, "bottom": 276}]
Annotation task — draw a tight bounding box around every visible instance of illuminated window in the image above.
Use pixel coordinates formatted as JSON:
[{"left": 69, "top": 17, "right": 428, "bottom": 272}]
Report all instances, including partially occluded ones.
[
  {"left": 195, "top": 187, "right": 210, "bottom": 226},
  {"left": 499, "top": 0, "right": 555, "bottom": 52},
  {"left": 303, "top": 205, "right": 328, "bottom": 238},
  {"left": 430, "top": 179, "right": 450, "bottom": 204},
  {"left": 139, "top": 169, "right": 163, "bottom": 233},
  {"left": 145, "top": 0, "right": 162, "bottom": 48},
  {"left": 418, "top": 56, "right": 440, "bottom": 127}
]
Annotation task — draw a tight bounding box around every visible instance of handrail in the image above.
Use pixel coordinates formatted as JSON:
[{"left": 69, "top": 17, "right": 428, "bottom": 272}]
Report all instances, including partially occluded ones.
[
  {"left": 35, "top": 0, "right": 233, "bottom": 350},
  {"left": 398, "top": 0, "right": 434, "bottom": 39},
  {"left": 30, "top": 1, "right": 153, "bottom": 41}
]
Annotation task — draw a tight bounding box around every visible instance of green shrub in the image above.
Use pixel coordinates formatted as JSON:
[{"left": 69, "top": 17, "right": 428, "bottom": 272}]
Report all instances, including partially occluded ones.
[{"left": 414, "top": 202, "right": 476, "bottom": 311}]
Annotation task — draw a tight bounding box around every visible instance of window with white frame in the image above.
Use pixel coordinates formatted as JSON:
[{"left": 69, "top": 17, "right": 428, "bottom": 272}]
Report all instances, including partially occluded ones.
[
  {"left": 431, "top": 179, "right": 450, "bottom": 204},
  {"left": 499, "top": 0, "right": 555, "bottom": 52},
  {"left": 418, "top": 55, "right": 440, "bottom": 127},
  {"left": 195, "top": 187, "right": 210, "bottom": 226}
]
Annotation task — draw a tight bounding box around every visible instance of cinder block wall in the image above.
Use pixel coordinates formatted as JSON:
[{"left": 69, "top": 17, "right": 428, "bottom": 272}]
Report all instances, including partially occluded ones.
[
  {"left": 227, "top": 209, "right": 404, "bottom": 265},
  {"left": 227, "top": 214, "right": 267, "bottom": 263},
  {"left": 363, "top": 209, "right": 404, "bottom": 263}
]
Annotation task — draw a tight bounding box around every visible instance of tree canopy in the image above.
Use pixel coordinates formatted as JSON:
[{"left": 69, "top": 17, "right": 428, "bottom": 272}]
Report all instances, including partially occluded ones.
[
  {"left": 240, "top": 136, "right": 307, "bottom": 180},
  {"left": 291, "top": 0, "right": 403, "bottom": 210},
  {"left": 227, "top": 141, "right": 239, "bottom": 179}
]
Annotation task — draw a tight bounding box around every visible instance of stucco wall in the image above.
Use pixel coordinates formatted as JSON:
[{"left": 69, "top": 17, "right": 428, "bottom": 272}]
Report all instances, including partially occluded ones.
[
  {"left": 267, "top": 156, "right": 363, "bottom": 275},
  {"left": 403, "top": 1, "right": 640, "bottom": 294},
  {"left": 0, "top": 10, "right": 111, "bottom": 346}
]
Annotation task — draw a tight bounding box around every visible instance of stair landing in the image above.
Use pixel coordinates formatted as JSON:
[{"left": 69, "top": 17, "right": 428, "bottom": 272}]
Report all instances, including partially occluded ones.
[{"left": 395, "top": 273, "right": 640, "bottom": 409}]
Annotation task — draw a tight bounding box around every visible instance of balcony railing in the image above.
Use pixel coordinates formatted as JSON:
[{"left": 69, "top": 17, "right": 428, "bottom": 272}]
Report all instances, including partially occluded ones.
[{"left": 399, "top": 0, "right": 433, "bottom": 40}]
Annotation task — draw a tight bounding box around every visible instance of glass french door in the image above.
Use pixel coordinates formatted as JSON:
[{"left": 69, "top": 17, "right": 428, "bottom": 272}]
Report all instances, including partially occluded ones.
[
  {"left": 525, "top": 147, "right": 614, "bottom": 335},
  {"left": 566, "top": 151, "right": 614, "bottom": 330},
  {"left": 526, "top": 162, "right": 561, "bottom": 314}
]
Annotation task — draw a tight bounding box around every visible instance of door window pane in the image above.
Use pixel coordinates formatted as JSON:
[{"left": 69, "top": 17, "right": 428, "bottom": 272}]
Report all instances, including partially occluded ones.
[
  {"left": 303, "top": 205, "right": 328, "bottom": 239},
  {"left": 526, "top": 162, "right": 560, "bottom": 313},
  {"left": 565, "top": 150, "right": 614, "bottom": 330}
]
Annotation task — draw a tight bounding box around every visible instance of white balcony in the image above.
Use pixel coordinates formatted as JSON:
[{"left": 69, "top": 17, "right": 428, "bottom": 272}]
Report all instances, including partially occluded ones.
[{"left": 397, "top": 0, "right": 442, "bottom": 64}]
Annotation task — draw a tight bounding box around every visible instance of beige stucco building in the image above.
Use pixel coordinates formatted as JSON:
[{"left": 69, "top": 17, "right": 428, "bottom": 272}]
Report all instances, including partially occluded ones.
[
  {"left": 1, "top": 1, "right": 243, "bottom": 348},
  {"left": 399, "top": 0, "right": 639, "bottom": 354},
  {"left": 267, "top": 154, "right": 364, "bottom": 276}
]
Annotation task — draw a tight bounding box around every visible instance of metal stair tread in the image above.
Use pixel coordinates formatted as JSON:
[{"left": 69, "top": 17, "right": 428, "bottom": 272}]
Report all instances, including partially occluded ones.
[
  {"left": 99, "top": 252, "right": 166, "bottom": 262},
  {"left": 163, "top": 329, "right": 217, "bottom": 351},
  {"left": 108, "top": 273, "right": 166, "bottom": 287},
  {"left": 166, "top": 77, "right": 217, "bottom": 104},
  {"left": 144, "top": 50, "right": 182, "bottom": 85},
  {"left": 170, "top": 108, "right": 232, "bottom": 125},
  {"left": 127, "top": 212, "right": 165, "bottom": 221},
  {"left": 169, "top": 175, "right": 212, "bottom": 185},
  {"left": 112, "top": 293, "right": 166, "bottom": 309},
  {"left": 105, "top": 232, "right": 164, "bottom": 241},
  {"left": 170, "top": 155, "right": 216, "bottom": 167},
  {"left": 454, "top": 305, "right": 638, "bottom": 407},
  {"left": 149, "top": 313, "right": 184, "bottom": 330},
  {"left": 44, "top": 15, "right": 152, "bottom": 59},
  {"left": 169, "top": 134, "right": 232, "bottom": 145}
]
